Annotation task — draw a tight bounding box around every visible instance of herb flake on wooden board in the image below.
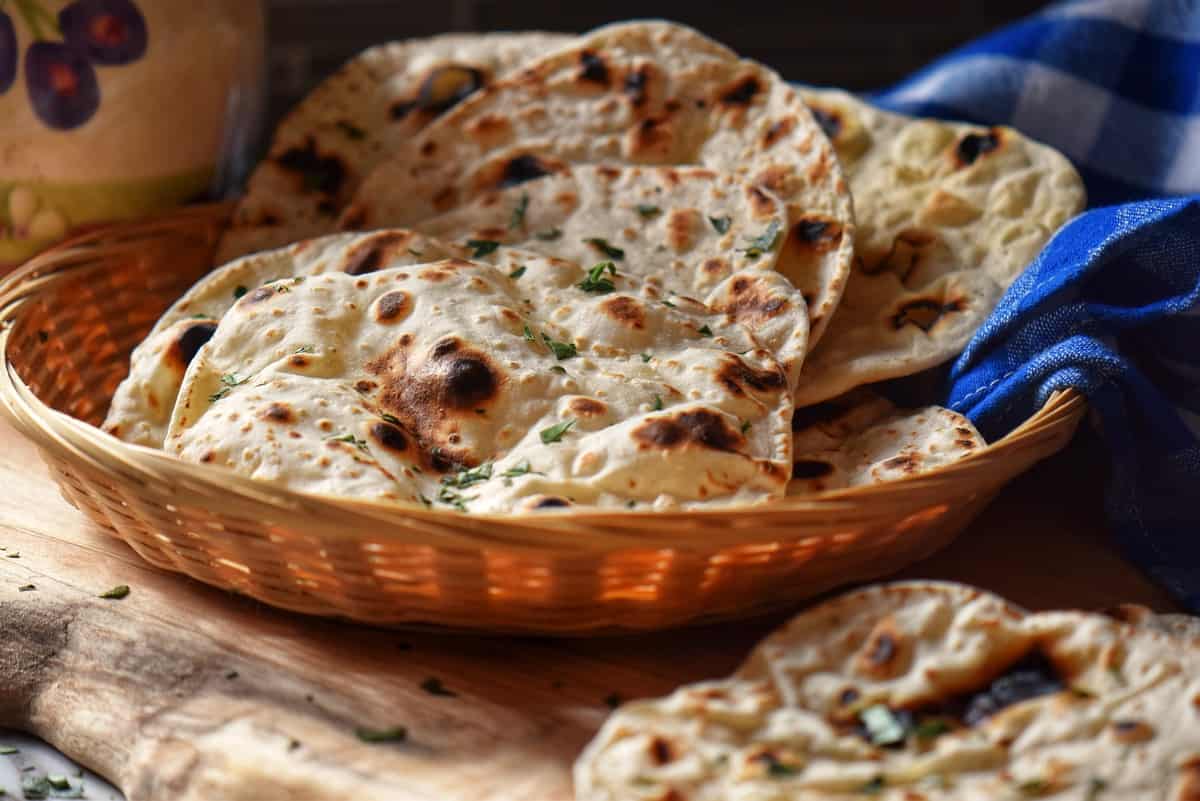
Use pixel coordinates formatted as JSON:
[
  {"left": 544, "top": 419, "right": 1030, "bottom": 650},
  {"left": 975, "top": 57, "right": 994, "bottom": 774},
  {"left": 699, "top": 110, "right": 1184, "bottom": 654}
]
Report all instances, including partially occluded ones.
[
  {"left": 355, "top": 726, "right": 408, "bottom": 744},
  {"left": 420, "top": 677, "right": 457, "bottom": 697},
  {"left": 99, "top": 584, "right": 130, "bottom": 600}
]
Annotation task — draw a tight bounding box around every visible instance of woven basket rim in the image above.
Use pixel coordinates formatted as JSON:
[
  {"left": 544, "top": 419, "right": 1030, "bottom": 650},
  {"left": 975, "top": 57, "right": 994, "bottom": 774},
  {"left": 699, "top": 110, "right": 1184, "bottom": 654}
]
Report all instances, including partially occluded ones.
[{"left": 0, "top": 207, "right": 1088, "bottom": 537}]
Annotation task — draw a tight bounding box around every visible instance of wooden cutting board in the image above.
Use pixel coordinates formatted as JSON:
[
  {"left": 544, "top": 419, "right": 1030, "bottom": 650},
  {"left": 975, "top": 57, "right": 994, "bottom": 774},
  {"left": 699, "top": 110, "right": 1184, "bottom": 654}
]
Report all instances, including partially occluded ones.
[{"left": 0, "top": 420, "right": 1177, "bottom": 801}]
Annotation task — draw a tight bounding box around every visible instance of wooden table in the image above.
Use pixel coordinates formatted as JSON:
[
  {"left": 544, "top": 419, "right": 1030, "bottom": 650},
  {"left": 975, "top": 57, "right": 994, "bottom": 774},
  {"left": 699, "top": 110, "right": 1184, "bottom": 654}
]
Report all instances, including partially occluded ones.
[{"left": 0, "top": 420, "right": 1176, "bottom": 801}]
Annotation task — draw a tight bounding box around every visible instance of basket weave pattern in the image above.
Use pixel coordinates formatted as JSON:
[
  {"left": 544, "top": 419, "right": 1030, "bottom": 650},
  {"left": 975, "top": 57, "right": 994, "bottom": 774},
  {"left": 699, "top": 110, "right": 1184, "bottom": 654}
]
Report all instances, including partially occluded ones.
[{"left": 0, "top": 206, "right": 1086, "bottom": 632}]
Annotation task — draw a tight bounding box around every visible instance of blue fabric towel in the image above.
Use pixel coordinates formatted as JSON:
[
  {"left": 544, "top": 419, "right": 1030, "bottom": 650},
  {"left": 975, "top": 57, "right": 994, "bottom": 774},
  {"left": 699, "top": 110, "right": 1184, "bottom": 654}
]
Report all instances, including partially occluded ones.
[{"left": 865, "top": 0, "right": 1200, "bottom": 611}]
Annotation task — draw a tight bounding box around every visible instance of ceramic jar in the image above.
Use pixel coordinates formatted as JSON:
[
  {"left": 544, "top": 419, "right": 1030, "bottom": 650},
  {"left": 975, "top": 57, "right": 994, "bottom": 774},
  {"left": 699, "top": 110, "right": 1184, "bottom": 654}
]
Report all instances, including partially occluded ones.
[{"left": 0, "top": 0, "right": 265, "bottom": 267}]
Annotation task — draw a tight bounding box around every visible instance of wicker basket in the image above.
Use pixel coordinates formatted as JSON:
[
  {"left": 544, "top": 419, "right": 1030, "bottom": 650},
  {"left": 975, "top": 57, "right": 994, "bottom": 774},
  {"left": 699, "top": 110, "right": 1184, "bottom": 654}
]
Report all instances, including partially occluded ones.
[{"left": 0, "top": 205, "right": 1086, "bottom": 633}]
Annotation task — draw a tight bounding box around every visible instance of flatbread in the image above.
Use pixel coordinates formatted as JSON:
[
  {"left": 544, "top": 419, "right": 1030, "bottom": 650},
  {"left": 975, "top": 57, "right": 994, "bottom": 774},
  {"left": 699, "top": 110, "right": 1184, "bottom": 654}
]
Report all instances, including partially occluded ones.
[
  {"left": 576, "top": 581, "right": 1200, "bottom": 800},
  {"left": 341, "top": 21, "right": 855, "bottom": 346},
  {"left": 215, "top": 31, "right": 574, "bottom": 264},
  {"left": 103, "top": 230, "right": 461, "bottom": 447},
  {"left": 413, "top": 163, "right": 789, "bottom": 299},
  {"left": 793, "top": 89, "right": 1086, "bottom": 406},
  {"left": 1102, "top": 605, "right": 1200, "bottom": 641},
  {"left": 788, "top": 389, "right": 985, "bottom": 494},
  {"left": 162, "top": 239, "right": 809, "bottom": 513}
]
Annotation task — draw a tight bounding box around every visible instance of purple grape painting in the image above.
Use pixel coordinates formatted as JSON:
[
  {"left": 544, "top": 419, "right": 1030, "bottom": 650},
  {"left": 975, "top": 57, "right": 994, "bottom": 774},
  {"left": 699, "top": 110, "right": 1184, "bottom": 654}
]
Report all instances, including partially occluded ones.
[
  {"left": 0, "top": 12, "right": 16, "bottom": 94},
  {"left": 24, "top": 40, "right": 100, "bottom": 129},
  {"left": 59, "top": 0, "right": 147, "bottom": 65},
  {"left": 6, "top": 0, "right": 149, "bottom": 129}
]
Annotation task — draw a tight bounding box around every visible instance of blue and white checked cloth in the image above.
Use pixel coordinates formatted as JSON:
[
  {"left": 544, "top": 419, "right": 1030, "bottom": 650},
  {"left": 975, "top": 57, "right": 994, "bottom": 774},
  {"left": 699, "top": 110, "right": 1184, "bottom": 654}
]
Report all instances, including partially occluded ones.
[{"left": 867, "top": 0, "right": 1200, "bottom": 611}]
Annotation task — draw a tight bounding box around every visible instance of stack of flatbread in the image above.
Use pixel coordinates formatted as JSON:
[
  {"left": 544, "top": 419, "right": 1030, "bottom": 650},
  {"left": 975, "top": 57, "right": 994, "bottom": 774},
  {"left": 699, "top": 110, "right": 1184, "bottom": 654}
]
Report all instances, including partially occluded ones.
[
  {"left": 576, "top": 581, "right": 1200, "bottom": 800},
  {"left": 101, "top": 21, "right": 1085, "bottom": 514}
]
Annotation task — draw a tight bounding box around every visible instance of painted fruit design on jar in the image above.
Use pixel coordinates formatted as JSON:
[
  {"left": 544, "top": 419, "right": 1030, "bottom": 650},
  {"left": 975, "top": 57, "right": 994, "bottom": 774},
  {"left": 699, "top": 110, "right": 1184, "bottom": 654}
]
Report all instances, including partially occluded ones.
[{"left": 0, "top": 0, "right": 264, "bottom": 266}]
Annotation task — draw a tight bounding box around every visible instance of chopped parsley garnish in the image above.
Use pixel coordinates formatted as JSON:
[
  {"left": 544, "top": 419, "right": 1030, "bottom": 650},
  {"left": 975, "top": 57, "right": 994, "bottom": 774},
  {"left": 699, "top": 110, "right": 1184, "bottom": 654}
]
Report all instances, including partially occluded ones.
[
  {"left": 442, "top": 462, "right": 493, "bottom": 489},
  {"left": 417, "top": 494, "right": 432, "bottom": 508},
  {"left": 860, "top": 777, "right": 885, "bottom": 795},
  {"left": 225, "top": 670, "right": 239, "bottom": 680},
  {"left": 328, "top": 433, "right": 369, "bottom": 453},
  {"left": 355, "top": 726, "right": 408, "bottom": 743},
  {"left": 740, "top": 420, "right": 751, "bottom": 434},
  {"left": 18, "top": 584, "right": 35, "bottom": 592},
  {"left": 660, "top": 299, "right": 676, "bottom": 308},
  {"left": 1018, "top": 779, "right": 1050, "bottom": 797},
  {"left": 99, "top": 584, "right": 130, "bottom": 600},
  {"left": 541, "top": 333, "right": 577, "bottom": 360},
  {"left": 21, "top": 775, "right": 51, "bottom": 800},
  {"left": 336, "top": 120, "right": 366, "bottom": 140},
  {"left": 626, "top": 500, "right": 636, "bottom": 508},
  {"left": 708, "top": 215, "right": 731, "bottom": 234},
  {"left": 549, "top": 365, "right": 567, "bottom": 375},
  {"left": 509, "top": 265, "right": 527, "bottom": 279},
  {"left": 762, "top": 755, "right": 799, "bottom": 778},
  {"left": 740, "top": 219, "right": 782, "bottom": 259},
  {"left": 640, "top": 352, "right": 652, "bottom": 363},
  {"left": 4, "top": 553, "right": 17, "bottom": 558},
  {"left": 523, "top": 325, "right": 536, "bottom": 342},
  {"left": 46, "top": 776, "right": 71, "bottom": 791},
  {"left": 420, "top": 677, "right": 457, "bottom": 697},
  {"left": 583, "top": 237, "right": 625, "bottom": 260},
  {"left": 435, "top": 487, "right": 471, "bottom": 512},
  {"left": 501, "top": 460, "right": 539, "bottom": 479},
  {"left": 1086, "top": 778, "right": 1108, "bottom": 800},
  {"left": 0, "top": 746, "right": 18, "bottom": 755},
  {"left": 577, "top": 261, "right": 617, "bottom": 294},
  {"left": 408, "top": 248, "right": 424, "bottom": 258},
  {"left": 698, "top": 324, "right": 714, "bottom": 337},
  {"left": 510, "top": 193, "right": 529, "bottom": 229},
  {"left": 466, "top": 239, "right": 500, "bottom": 258},
  {"left": 860, "top": 705, "right": 907, "bottom": 746},
  {"left": 380, "top": 413, "right": 402, "bottom": 425},
  {"left": 914, "top": 719, "right": 951, "bottom": 739},
  {"left": 540, "top": 419, "right": 575, "bottom": 444},
  {"left": 635, "top": 204, "right": 661, "bottom": 218},
  {"left": 652, "top": 395, "right": 663, "bottom": 411},
  {"left": 294, "top": 344, "right": 316, "bottom": 354},
  {"left": 233, "top": 285, "right": 248, "bottom": 299},
  {"left": 208, "top": 373, "right": 248, "bottom": 402},
  {"left": 534, "top": 228, "right": 562, "bottom": 241}
]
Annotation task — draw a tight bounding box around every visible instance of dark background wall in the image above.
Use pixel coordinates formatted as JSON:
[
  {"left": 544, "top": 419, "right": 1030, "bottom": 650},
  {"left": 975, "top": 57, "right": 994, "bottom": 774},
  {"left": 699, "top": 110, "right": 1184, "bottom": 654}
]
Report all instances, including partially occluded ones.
[{"left": 264, "top": 1, "right": 1047, "bottom": 127}]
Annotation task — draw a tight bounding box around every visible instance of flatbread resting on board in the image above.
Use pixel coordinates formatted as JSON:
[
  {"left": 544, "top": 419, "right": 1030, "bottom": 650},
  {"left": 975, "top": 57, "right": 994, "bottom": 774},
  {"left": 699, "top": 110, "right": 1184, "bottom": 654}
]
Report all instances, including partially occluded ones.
[
  {"left": 161, "top": 241, "right": 809, "bottom": 513},
  {"left": 341, "top": 20, "right": 856, "bottom": 347},
  {"left": 793, "top": 88, "right": 1085, "bottom": 406},
  {"left": 575, "top": 581, "right": 1200, "bottom": 800},
  {"left": 787, "top": 388, "right": 985, "bottom": 494},
  {"left": 215, "top": 31, "right": 574, "bottom": 264}
]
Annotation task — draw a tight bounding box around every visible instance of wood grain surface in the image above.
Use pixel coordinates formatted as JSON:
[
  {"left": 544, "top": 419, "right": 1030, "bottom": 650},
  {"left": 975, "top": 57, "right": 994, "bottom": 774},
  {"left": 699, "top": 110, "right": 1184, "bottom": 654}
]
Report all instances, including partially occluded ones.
[{"left": 0, "top": 420, "right": 1177, "bottom": 801}]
